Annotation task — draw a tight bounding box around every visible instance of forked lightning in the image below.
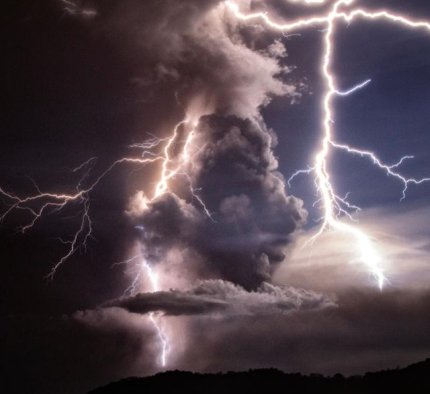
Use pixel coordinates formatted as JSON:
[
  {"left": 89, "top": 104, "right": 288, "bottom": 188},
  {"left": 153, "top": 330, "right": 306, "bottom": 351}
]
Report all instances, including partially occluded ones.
[{"left": 227, "top": 0, "right": 430, "bottom": 289}]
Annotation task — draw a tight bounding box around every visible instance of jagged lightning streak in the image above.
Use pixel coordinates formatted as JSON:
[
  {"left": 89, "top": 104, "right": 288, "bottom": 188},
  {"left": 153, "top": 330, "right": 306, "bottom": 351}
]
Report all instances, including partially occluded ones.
[
  {"left": 0, "top": 114, "right": 207, "bottom": 366},
  {"left": 0, "top": 155, "right": 164, "bottom": 279},
  {"left": 112, "top": 254, "right": 169, "bottom": 367},
  {"left": 0, "top": 114, "right": 208, "bottom": 277},
  {"left": 227, "top": 0, "right": 430, "bottom": 289},
  {"left": 226, "top": 0, "right": 331, "bottom": 30},
  {"left": 149, "top": 117, "right": 213, "bottom": 218},
  {"left": 142, "top": 259, "right": 169, "bottom": 368}
]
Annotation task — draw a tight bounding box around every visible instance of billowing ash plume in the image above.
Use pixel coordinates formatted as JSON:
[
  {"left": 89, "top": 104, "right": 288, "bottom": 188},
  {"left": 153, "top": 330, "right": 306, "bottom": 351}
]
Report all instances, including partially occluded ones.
[
  {"left": 82, "top": 0, "right": 308, "bottom": 289},
  {"left": 139, "top": 116, "right": 307, "bottom": 289}
]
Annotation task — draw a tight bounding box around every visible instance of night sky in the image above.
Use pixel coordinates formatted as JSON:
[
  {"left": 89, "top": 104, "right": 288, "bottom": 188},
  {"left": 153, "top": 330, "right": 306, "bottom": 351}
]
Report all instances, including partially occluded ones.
[{"left": 1, "top": 1, "right": 430, "bottom": 393}]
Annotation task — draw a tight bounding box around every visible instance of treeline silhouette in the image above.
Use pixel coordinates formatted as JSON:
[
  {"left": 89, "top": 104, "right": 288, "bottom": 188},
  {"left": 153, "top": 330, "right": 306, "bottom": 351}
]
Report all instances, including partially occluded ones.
[{"left": 89, "top": 358, "right": 430, "bottom": 393}]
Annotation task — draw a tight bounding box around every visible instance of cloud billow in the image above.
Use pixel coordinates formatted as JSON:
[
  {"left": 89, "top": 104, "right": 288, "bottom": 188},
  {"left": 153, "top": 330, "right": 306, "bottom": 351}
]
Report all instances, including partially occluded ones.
[
  {"left": 106, "top": 279, "right": 335, "bottom": 316},
  {"left": 94, "top": 0, "right": 298, "bottom": 118},
  {"left": 85, "top": 0, "right": 308, "bottom": 288},
  {"left": 137, "top": 115, "right": 307, "bottom": 289}
]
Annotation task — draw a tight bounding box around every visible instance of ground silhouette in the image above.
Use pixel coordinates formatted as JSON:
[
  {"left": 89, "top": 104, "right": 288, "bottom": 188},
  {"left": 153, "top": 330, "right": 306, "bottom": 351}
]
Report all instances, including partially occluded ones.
[{"left": 89, "top": 358, "right": 430, "bottom": 393}]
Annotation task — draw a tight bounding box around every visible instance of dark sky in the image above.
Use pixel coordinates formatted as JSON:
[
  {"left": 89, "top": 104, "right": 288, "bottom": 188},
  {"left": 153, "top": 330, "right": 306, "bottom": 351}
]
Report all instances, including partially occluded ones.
[{"left": 1, "top": 1, "right": 430, "bottom": 393}]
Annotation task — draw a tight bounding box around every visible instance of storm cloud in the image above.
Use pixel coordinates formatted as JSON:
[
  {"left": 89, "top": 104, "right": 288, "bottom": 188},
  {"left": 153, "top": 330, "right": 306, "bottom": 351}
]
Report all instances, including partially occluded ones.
[
  {"left": 90, "top": 0, "right": 299, "bottom": 117},
  {"left": 85, "top": 0, "right": 310, "bottom": 289},
  {"left": 106, "top": 279, "right": 334, "bottom": 316},
  {"left": 137, "top": 115, "right": 307, "bottom": 289}
]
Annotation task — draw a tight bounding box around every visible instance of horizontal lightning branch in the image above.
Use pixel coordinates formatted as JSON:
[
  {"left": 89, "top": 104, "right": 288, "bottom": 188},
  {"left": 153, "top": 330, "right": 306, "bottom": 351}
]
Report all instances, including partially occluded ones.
[{"left": 0, "top": 116, "right": 208, "bottom": 280}]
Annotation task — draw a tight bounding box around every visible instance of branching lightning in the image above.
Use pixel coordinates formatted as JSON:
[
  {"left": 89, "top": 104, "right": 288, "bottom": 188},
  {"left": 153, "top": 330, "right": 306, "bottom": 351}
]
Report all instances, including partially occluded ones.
[
  {"left": 0, "top": 115, "right": 207, "bottom": 278},
  {"left": 227, "top": 0, "right": 430, "bottom": 289},
  {"left": 0, "top": 155, "right": 163, "bottom": 279},
  {"left": 0, "top": 115, "right": 206, "bottom": 367}
]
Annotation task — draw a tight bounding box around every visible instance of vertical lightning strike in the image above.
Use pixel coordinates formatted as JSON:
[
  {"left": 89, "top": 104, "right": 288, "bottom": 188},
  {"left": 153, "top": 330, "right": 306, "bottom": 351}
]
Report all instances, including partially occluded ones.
[
  {"left": 153, "top": 120, "right": 188, "bottom": 198},
  {"left": 131, "top": 116, "right": 206, "bottom": 368},
  {"left": 141, "top": 260, "right": 169, "bottom": 368},
  {"left": 314, "top": 0, "right": 386, "bottom": 288},
  {"left": 228, "top": 0, "right": 430, "bottom": 289},
  {"left": 150, "top": 117, "right": 213, "bottom": 218},
  {"left": 114, "top": 254, "right": 169, "bottom": 367}
]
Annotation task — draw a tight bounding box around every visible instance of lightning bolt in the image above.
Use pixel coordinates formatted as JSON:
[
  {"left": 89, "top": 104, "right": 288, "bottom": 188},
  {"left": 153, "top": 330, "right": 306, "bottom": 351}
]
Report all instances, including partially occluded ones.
[
  {"left": 0, "top": 113, "right": 210, "bottom": 276},
  {"left": 0, "top": 155, "right": 163, "bottom": 279},
  {"left": 142, "top": 259, "right": 169, "bottom": 368},
  {"left": 112, "top": 254, "right": 169, "bottom": 367},
  {"left": 227, "top": 0, "right": 430, "bottom": 289},
  {"left": 0, "top": 114, "right": 208, "bottom": 367}
]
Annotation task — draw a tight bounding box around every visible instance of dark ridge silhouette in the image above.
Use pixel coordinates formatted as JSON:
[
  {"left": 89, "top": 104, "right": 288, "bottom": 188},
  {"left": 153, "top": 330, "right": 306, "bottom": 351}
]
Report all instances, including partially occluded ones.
[{"left": 89, "top": 358, "right": 430, "bottom": 393}]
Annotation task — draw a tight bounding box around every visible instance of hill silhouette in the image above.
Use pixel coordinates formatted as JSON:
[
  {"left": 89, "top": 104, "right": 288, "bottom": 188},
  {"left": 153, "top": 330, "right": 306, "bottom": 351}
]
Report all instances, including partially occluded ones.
[{"left": 89, "top": 358, "right": 430, "bottom": 393}]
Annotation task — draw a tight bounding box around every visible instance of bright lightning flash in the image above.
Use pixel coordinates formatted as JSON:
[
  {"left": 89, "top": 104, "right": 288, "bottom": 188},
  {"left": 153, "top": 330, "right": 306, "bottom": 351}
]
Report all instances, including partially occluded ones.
[
  {"left": 227, "top": 0, "right": 430, "bottom": 289},
  {"left": 0, "top": 116, "right": 205, "bottom": 278},
  {"left": 0, "top": 114, "right": 206, "bottom": 367},
  {"left": 112, "top": 254, "right": 169, "bottom": 367},
  {"left": 142, "top": 259, "right": 169, "bottom": 368}
]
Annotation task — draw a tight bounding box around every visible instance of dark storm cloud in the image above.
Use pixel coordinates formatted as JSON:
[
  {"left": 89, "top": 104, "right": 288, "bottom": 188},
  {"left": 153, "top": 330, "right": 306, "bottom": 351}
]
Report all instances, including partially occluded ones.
[
  {"left": 106, "top": 279, "right": 334, "bottom": 316},
  {"left": 193, "top": 115, "right": 307, "bottom": 287},
  {"left": 64, "top": 0, "right": 308, "bottom": 288},
  {"left": 138, "top": 115, "right": 307, "bottom": 289}
]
